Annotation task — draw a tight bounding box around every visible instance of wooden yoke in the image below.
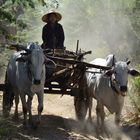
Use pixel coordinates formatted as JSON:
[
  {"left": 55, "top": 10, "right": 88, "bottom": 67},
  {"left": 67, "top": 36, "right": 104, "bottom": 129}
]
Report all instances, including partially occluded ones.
[{"left": 46, "top": 55, "right": 111, "bottom": 71}]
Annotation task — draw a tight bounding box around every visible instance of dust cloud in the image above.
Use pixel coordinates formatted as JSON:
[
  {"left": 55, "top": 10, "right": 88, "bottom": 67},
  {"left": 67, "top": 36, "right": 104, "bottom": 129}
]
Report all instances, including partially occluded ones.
[{"left": 57, "top": 0, "right": 139, "bottom": 61}]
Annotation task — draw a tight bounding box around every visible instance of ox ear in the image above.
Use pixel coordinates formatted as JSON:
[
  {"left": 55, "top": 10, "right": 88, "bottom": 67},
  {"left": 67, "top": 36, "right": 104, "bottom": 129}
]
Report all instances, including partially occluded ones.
[
  {"left": 128, "top": 69, "right": 140, "bottom": 77},
  {"left": 16, "top": 56, "right": 29, "bottom": 62},
  {"left": 104, "top": 69, "right": 114, "bottom": 77},
  {"left": 126, "top": 60, "right": 131, "bottom": 65}
]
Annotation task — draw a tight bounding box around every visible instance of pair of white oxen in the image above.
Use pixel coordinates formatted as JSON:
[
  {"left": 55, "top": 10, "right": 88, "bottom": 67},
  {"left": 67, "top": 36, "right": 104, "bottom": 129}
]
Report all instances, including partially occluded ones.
[{"left": 5, "top": 43, "right": 140, "bottom": 131}]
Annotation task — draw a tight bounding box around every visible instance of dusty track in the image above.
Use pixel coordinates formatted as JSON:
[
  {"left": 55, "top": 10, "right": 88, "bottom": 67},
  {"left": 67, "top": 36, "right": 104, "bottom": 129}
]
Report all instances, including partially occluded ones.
[{"left": 0, "top": 93, "right": 140, "bottom": 140}]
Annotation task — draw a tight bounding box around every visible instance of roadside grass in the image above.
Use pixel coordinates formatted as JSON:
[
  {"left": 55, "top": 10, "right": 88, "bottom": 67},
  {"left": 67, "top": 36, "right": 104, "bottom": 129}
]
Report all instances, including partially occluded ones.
[
  {"left": 0, "top": 117, "right": 17, "bottom": 140},
  {"left": 125, "top": 67, "right": 140, "bottom": 126}
]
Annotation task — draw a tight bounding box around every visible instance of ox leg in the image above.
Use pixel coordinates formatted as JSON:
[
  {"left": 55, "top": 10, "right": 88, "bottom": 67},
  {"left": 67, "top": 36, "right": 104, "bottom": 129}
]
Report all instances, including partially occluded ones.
[
  {"left": 96, "top": 101, "right": 101, "bottom": 135},
  {"left": 100, "top": 105, "right": 110, "bottom": 137},
  {"left": 100, "top": 105, "right": 105, "bottom": 131},
  {"left": 115, "top": 111, "right": 121, "bottom": 126},
  {"left": 85, "top": 88, "right": 93, "bottom": 122},
  {"left": 115, "top": 95, "right": 124, "bottom": 126},
  {"left": 20, "top": 94, "right": 28, "bottom": 126},
  {"left": 37, "top": 92, "right": 44, "bottom": 124},
  {"left": 114, "top": 111, "right": 123, "bottom": 140},
  {"left": 87, "top": 96, "right": 93, "bottom": 122},
  {"left": 96, "top": 101, "right": 105, "bottom": 133},
  {"left": 13, "top": 95, "right": 19, "bottom": 119},
  {"left": 96, "top": 101, "right": 110, "bottom": 138},
  {"left": 115, "top": 112, "right": 120, "bottom": 126},
  {"left": 27, "top": 95, "right": 33, "bottom": 124},
  {"left": 96, "top": 101, "right": 101, "bottom": 129}
]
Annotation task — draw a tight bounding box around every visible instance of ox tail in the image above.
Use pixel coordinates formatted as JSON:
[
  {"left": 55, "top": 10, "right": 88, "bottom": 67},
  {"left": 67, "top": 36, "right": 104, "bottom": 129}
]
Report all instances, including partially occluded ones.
[{"left": 2, "top": 71, "right": 14, "bottom": 117}]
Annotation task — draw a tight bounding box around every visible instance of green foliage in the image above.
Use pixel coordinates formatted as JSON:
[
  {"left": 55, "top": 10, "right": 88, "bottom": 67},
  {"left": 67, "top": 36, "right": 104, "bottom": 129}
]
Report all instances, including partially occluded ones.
[
  {"left": 0, "top": 49, "right": 13, "bottom": 76},
  {"left": 0, "top": 0, "right": 35, "bottom": 44},
  {"left": 0, "top": 8, "right": 16, "bottom": 23},
  {"left": 129, "top": 0, "right": 140, "bottom": 34},
  {"left": 133, "top": 77, "right": 140, "bottom": 90},
  {"left": 0, "top": 0, "right": 59, "bottom": 44},
  {"left": 128, "top": 67, "right": 140, "bottom": 124}
]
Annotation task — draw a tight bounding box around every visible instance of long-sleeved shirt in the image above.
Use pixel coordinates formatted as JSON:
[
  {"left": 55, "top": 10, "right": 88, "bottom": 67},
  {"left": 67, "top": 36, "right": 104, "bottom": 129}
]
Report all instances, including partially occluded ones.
[{"left": 42, "top": 23, "right": 65, "bottom": 49}]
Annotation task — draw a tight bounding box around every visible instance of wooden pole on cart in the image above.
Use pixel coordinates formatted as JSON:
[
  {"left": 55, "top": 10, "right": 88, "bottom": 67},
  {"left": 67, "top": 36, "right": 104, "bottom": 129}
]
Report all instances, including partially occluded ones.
[{"left": 76, "top": 40, "right": 79, "bottom": 55}]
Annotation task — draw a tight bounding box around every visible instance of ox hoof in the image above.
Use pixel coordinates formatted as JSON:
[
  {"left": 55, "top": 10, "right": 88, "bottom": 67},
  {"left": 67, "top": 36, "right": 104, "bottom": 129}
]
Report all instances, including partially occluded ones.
[
  {"left": 31, "top": 122, "right": 39, "bottom": 130},
  {"left": 28, "top": 118, "right": 33, "bottom": 124},
  {"left": 3, "top": 111, "right": 10, "bottom": 118},
  {"left": 12, "top": 114, "right": 19, "bottom": 120},
  {"left": 23, "top": 121, "right": 28, "bottom": 127},
  {"left": 116, "top": 136, "right": 122, "bottom": 140},
  {"left": 35, "top": 120, "right": 41, "bottom": 127},
  {"left": 29, "top": 120, "right": 40, "bottom": 129}
]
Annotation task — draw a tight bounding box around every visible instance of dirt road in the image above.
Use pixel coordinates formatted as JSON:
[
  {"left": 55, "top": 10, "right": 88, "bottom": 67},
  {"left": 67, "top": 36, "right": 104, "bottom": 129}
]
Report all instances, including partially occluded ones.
[{"left": 0, "top": 93, "right": 140, "bottom": 140}]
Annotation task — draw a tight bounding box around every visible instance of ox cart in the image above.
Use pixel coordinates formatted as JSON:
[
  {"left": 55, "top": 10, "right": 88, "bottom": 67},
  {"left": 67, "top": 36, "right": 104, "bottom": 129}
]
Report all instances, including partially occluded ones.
[{"left": 1, "top": 43, "right": 111, "bottom": 120}]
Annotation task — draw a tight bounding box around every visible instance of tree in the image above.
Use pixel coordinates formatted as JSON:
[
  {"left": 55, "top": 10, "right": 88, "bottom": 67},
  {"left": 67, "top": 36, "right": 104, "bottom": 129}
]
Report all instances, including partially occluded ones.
[{"left": 0, "top": 0, "right": 59, "bottom": 45}]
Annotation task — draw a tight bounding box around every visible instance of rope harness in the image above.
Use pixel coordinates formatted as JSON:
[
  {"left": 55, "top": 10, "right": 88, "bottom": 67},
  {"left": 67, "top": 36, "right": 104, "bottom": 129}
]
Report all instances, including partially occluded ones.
[{"left": 110, "top": 77, "right": 119, "bottom": 94}]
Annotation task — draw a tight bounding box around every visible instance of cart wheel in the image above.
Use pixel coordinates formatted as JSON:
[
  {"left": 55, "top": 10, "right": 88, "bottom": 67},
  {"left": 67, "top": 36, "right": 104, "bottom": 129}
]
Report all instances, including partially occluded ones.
[{"left": 74, "top": 97, "right": 88, "bottom": 121}]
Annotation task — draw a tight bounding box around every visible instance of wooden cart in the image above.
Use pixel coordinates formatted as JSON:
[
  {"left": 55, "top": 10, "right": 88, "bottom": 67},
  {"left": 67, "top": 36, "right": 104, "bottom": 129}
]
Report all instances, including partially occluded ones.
[{"left": 42, "top": 48, "right": 110, "bottom": 120}]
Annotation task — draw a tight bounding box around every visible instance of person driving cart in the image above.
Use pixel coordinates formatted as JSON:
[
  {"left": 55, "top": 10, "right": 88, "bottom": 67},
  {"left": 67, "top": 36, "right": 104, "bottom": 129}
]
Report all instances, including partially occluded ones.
[{"left": 41, "top": 10, "right": 65, "bottom": 50}]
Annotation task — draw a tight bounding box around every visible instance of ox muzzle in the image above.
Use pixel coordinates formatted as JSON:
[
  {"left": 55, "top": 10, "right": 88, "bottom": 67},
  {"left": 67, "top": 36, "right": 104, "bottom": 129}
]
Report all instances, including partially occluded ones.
[
  {"left": 120, "top": 86, "right": 127, "bottom": 92},
  {"left": 34, "top": 79, "right": 41, "bottom": 85},
  {"left": 120, "top": 86, "right": 127, "bottom": 96}
]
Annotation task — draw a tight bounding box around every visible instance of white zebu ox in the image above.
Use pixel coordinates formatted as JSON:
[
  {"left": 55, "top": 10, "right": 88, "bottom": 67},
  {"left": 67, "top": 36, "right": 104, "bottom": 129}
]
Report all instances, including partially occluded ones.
[
  {"left": 6, "top": 43, "right": 46, "bottom": 126},
  {"left": 83, "top": 54, "right": 140, "bottom": 131}
]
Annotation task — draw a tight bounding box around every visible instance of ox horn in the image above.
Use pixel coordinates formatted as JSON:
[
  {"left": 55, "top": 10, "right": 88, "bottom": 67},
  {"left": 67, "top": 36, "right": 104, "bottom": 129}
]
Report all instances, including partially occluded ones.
[
  {"left": 126, "top": 60, "right": 131, "bottom": 65},
  {"left": 125, "top": 58, "right": 131, "bottom": 65}
]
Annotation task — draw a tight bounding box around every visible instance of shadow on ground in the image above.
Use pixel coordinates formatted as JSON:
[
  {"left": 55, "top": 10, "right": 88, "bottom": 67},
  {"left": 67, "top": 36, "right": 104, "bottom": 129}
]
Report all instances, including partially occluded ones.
[
  {"left": 0, "top": 114, "right": 140, "bottom": 140},
  {"left": 122, "top": 124, "right": 140, "bottom": 140},
  {"left": 14, "top": 114, "right": 98, "bottom": 140}
]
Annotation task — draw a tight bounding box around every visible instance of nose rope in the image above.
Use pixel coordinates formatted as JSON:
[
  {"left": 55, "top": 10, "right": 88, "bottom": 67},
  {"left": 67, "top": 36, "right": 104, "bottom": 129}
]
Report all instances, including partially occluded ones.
[{"left": 110, "top": 77, "right": 119, "bottom": 94}]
